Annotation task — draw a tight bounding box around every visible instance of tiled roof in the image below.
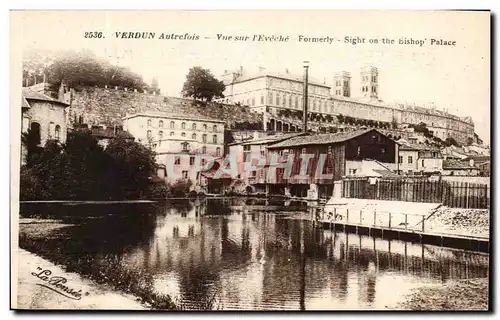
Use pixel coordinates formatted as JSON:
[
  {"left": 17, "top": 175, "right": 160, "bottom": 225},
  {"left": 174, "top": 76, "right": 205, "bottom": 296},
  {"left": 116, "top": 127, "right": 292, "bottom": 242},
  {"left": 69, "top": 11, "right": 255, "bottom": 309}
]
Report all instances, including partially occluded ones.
[
  {"left": 267, "top": 128, "right": 385, "bottom": 149},
  {"left": 443, "top": 160, "right": 477, "bottom": 170},
  {"left": 123, "top": 110, "right": 226, "bottom": 124},
  {"left": 22, "top": 88, "right": 69, "bottom": 106},
  {"left": 372, "top": 169, "right": 400, "bottom": 178},
  {"left": 399, "top": 143, "right": 439, "bottom": 151},
  {"left": 227, "top": 71, "right": 329, "bottom": 88},
  {"left": 232, "top": 132, "right": 306, "bottom": 146}
]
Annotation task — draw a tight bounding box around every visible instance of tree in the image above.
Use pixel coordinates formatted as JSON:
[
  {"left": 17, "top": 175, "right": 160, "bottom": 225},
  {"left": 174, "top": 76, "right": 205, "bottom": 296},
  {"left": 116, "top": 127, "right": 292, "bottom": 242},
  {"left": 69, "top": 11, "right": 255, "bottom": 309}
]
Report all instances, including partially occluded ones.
[
  {"left": 337, "top": 114, "right": 345, "bottom": 124},
  {"left": 181, "top": 67, "right": 225, "bottom": 102}
]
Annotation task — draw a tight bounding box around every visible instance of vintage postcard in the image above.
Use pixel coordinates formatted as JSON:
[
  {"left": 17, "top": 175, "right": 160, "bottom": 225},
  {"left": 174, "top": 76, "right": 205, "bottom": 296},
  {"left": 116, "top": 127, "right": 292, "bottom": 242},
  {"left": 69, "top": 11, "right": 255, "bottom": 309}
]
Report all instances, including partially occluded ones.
[{"left": 10, "top": 10, "right": 491, "bottom": 311}]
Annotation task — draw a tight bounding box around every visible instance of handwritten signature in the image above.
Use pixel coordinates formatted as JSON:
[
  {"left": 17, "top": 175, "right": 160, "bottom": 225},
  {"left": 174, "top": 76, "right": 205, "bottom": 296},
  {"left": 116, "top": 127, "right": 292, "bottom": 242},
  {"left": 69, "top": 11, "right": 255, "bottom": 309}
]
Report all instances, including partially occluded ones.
[{"left": 31, "top": 267, "right": 85, "bottom": 300}]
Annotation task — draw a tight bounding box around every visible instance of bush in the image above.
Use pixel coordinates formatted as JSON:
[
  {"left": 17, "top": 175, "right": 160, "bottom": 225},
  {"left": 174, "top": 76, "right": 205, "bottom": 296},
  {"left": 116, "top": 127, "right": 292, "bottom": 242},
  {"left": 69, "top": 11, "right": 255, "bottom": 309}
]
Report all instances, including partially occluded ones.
[{"left": 168, "top": 179, "right": 193, "bottom": 197}]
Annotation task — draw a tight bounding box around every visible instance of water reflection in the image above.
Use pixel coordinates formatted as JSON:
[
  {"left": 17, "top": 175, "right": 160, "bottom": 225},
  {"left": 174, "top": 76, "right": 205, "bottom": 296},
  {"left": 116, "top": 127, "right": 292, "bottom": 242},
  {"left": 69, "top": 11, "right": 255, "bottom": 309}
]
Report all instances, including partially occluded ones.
[{"left": 19, "top": 199, "right": 489, "bottom": 310}]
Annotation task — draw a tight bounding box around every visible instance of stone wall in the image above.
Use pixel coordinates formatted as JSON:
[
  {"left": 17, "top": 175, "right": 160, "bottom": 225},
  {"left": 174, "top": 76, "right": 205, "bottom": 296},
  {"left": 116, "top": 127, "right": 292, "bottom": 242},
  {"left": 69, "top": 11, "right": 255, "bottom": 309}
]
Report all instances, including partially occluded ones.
[{"left": 66, "top": 86, "right": 263, "bottom": 128}]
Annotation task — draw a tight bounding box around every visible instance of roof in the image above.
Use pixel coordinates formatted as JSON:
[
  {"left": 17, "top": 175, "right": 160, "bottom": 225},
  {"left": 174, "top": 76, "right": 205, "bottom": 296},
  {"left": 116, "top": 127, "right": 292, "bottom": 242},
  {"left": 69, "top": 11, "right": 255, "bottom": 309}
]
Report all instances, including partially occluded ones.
[
  {"left": 230, "top": 132, "right": 305, "bottom": 146},
  {"left": 464, "top": 155, "right": 490, "bottom": 163},
  {"left": 267, "top": 129, "right": 392, "bottom": 149},
  {"left": 399, "top": 143, "right": 439, "bottom": 152},
  {"left": 226, "top": 71, "right": 330, "bottom": 89},
  {"left": 123, "top": 111, "right": 226, "bottom": 124},
  {"left": 372, "top": 169, "right": 400, "bottom": 178},
  {"left": 443, "top": 160, "right": 477, "bottom": 170},
  {"left": 22, "top": 88, "right": 69, "bottom": 107},
  {"left": 21, "top": 97, "right": 30, "bottom": 109}
]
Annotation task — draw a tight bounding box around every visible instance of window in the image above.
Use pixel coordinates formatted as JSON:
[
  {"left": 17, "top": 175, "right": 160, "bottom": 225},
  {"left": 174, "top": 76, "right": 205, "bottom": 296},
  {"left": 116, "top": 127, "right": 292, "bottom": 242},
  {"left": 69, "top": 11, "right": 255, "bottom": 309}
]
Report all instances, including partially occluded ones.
[
  {"left": 327, "top": 146, "right": 332, "bottom": 154},
  {"left": 213, "top": 135, "right": 217, "bottom": 144},
  {"left": 192, "top": 133, "right": 197, "bottom": 140},
  {"left": 260, "top": 95, "right": 264, "bottom": 104},
  {"left": 48, "top": 122, "right": 55, "bottom": 139},
  {"left": 202, "top": 146, "right": 207, "bottom": 154},
  {"left": 216, "top": 147, "right": 221, "bottom": 156},
  {"left": 158, "top": 131, "right": 163, "bottom": 140},
  {"left": 192, "top": 123, "right": 197, "bottom": 130},
  {"left": 55, "top": 125, "right": 61, "bottom": 140},
  {"left": 243, "top": 145, "right": 251, "bottom": 151},
  {"left": 170, "top": 131, "right": 174, "bottom": 136},
  {"left": 147, "top": 130, "right": 152, "bottom": 139},
  {"left": 170, "top": 121, "right": 175, "bottom": 129},
  {"left": 147, "top": 119, "right": 152, "bottom": 127},
  {"left": 203, "top": 124, "right": 207, "bottom": 131},
  {"left": 202, "top": 134, "right": 207, "bottom": 143},
  {"left": 295, "top": 96, "right": 299, "bottom": 109},
  {"left": 260, "top": 150, "right": 265, "bottom": 157},
  {"left": 190, "top": 156, "right": 195, "bottom": 165},
  {"left": 159, "top": 120, "right": 164, "bottom": 128},
  {"left": 276, "top": 94, "right": 280, "bottom": 105},
  {"left": 408, "top": 156, "right": 413, "bottom": 164},
  {"left": 301, "top": 148, "right": 306, "bottom": 154},
  {"left": 182, "top": 122, "right": 186, "bottom": 129},
  {"left": 181, "top": 142, "right": 189, "bottom": 151},
  {"left": 174, "top": 157, "right": 181, "bottom": 165},
  {"left": 398, "top": 156, "right": 403, "bottom": 163},
  {"left": 182, "top": 171, "right": 188, "bottom": 179},
  {"left": 422, "top": 159, "right": 425, "bottom": 167},
  {"left": 357, "top": 146, "right": 361, "bottom": 156},
  {"left": 252, "top": 97, "right": 255, "bottom": 106},
  {"left": 213, "top": 125, "right": 217, "bottom": 132}
]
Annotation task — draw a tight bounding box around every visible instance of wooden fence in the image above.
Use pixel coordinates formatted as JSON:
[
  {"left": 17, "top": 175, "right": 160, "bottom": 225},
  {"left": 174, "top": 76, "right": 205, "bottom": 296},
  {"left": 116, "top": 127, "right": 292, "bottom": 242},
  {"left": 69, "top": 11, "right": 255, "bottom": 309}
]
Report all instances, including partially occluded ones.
[{"left": 342, "top": 178, "right": 490, "bottom": 209}]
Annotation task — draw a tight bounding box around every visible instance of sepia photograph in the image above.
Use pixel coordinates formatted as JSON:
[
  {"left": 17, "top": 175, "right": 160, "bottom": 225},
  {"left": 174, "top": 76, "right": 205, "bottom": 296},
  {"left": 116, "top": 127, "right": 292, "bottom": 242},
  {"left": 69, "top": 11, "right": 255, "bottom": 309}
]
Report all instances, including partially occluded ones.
[{"left": 9, "top": 10, "right": 491, "bottom": 311}]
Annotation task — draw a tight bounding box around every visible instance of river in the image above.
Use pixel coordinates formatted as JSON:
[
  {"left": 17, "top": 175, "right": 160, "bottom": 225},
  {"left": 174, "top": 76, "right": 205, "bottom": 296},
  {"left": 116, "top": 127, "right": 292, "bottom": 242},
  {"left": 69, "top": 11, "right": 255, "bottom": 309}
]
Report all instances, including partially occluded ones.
[{"left": 18, "top": 198, "right": 489, "bottom": 310}]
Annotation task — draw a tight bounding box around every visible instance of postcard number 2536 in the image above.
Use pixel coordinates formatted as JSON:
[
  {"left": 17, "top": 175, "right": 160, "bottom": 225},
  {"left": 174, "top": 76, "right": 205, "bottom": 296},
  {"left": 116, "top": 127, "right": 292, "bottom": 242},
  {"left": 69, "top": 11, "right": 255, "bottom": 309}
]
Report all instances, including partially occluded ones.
[{"left": 84, "top": 32, "right": 104, "bottom": 39}]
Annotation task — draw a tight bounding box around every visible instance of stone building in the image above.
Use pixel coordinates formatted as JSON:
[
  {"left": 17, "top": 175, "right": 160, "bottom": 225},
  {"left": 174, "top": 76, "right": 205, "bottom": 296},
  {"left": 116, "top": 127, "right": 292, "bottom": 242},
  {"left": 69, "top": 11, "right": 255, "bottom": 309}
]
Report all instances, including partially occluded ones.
[
  {"left": 397, "top": 143, "right": 443, "bottom": 175},
  {"left": 218, "top": 66, "right": 476, "bottom": 146},
  {"left": 21, "top": 87, "right": 70, "bottom": 162},
  {"left": 123, "top": 111, "right": 225, "bottom": 185}
]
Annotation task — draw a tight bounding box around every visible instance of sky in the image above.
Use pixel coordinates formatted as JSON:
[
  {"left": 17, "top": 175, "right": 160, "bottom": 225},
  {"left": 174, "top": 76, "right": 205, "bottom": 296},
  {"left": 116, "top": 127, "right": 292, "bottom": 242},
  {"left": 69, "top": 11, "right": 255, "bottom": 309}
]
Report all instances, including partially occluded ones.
[{"left": 12, "top": 10, "right": 490, "bottom": 143}]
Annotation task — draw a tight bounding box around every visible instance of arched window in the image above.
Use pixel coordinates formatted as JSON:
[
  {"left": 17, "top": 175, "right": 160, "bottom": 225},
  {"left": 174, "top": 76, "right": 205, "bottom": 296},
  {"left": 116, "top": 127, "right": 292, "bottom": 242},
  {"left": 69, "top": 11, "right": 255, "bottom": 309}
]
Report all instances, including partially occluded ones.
[
  {"left": 213, "top": 125, "right": 217, "bottom": 132},
  {"left": 170, "top": 121, "right": 175, "bottom": 129},
  {"left": 216, "top": 147, "right": 221, "bottom": 156},
  {"left": 276, "top": 94, "right": 280, "bottom": 105},
  {"left": 30, "top": 122, "right": 41, "bottom": 145},
  {"left": 202, "top": 134, "right": 207, "bottom": 143},
  {"left": 202, "top": 146, "right": 207, "bottom": 154},
  {"left": 213, "top": 135, "right": 217, "bottom": 144},
  {"left": 48, "top": 122, "right": 55, "bottom": 139},
  {"left": 192, "top": 123, "right": 197, "bottom": 130},
  {"left": 181, "top": 132, "right": 186, "bottom": 137},
  {"left": 203, "top": 124, "right": 207, "bottom": 131},
  {"left": 147, "top": 119, "right": 152, "bottom": 127},
  {"left": 147, "top": 130, "right": 152, "bottom": 139},
  {"left": 182, "top": 122, "right": 186, "bottom": 129},
  {"left": 159, "top": 120, "right": 164, "bottom": 128},
  {"left": 260, "top": 94, "right": 264, "bottom": 105},
  {"left": 192, "top": 133, "right": 197, "bottom": 140},
  {"left": 170, "top": 131, "right": 174, "bottom": 136},
  {"left": 55, "top": 125, "right": 61, "bottom": 140},
  {"left": 158, "top": 131, "right": 163, "bottom": 139}
]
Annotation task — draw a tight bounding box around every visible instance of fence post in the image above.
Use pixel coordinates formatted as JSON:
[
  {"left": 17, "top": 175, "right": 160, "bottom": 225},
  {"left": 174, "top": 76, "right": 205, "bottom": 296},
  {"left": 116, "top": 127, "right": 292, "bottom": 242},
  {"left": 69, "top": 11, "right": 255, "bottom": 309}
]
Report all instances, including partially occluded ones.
[
  {"left": 374, "top": 210, "right": 377, "bottom": 226},
  {"left": 346, "top": 208, "right": 349, "bottom": 223},
  {"left": 422, "top": 216, "right": 425, "bottom": 233},
  {"left": 389, "top": 212, "right": 392, "bottom": 229},
  {"left": 465, "top": 182, "right": 469, "bottom": 209},
  {"left": 360, "top": 210, "right": 363, "bottom": 225},
  {"left": 405, "top": 214, "right": 408, "bottom": 230}
]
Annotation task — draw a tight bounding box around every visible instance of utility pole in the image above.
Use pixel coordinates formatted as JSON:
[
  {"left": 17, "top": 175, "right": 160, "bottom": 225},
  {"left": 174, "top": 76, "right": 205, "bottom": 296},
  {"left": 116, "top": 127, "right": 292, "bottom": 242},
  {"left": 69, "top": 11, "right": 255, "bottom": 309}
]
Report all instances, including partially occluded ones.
[{"left": 302, "top": 61, "right": 309, "bottom": 133}]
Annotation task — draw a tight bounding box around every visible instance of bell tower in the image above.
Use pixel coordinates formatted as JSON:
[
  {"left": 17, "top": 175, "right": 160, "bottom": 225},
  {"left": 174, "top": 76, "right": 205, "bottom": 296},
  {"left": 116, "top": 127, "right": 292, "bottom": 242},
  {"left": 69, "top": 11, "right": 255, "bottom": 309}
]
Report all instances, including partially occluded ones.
[
  {"left": 360, "top": 66, "right": 379, "bottom": 99},
  {"left": 333, "top": 71, "right": 351, "bottom": 97}
]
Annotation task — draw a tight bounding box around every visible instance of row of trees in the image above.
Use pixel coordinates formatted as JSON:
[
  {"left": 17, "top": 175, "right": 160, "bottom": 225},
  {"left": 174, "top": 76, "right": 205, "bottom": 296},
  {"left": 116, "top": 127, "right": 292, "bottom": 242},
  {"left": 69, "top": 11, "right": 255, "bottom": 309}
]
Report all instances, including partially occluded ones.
[
  {"left": 20, "top": 129, "right": 167, "bottom": 201},
  {"left": 22, "top": 49, "right": 157, "bottom": 96}
]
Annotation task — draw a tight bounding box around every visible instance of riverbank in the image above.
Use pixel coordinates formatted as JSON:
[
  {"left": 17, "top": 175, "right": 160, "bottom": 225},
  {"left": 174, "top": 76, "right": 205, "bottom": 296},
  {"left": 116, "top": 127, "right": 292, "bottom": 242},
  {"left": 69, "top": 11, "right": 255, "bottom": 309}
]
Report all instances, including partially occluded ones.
[
  {"left": 14, "top": 248, "right": 147, "bottom": 310},
  {"left": 394, "top": 278, "right": 489, "bottom": 311}
]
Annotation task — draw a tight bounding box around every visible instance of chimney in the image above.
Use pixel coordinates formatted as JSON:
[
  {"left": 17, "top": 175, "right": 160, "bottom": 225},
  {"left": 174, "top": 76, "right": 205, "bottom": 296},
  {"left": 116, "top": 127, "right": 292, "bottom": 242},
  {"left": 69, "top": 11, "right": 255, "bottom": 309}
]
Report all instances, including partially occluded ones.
[
  {"left": 239, "top": 66, "right": 243, "bottom": 76},
  {"left": 285, "top": 68, "right": 289, "bottom": 74}
]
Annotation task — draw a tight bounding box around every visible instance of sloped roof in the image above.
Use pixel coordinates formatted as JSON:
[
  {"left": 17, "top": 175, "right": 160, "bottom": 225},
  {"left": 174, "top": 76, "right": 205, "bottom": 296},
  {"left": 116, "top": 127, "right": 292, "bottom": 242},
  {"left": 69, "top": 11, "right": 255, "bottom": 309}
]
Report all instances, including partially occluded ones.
[
  {"left": 231, "top": 132, "right": 306, "bottom": 146},
  {"left": 443, "top": 160, "right": 477, "bottom": 170},
  {"left": 372, "top": 169, "right": 400, "bottom": 178},
  {"left": 399, "top": 142, "right": 439, "bottom": 151},
  {"left": 22, "top": 88, "right": 69, "bottom": 106},
  {"left": 123, "top": 110, "right": 226, "bottom": 124},
  {"left": 267, "top": 129, "right": 390, "bottom": 149},
  {"left": 21, "top": 97, "right": 30, "bottom": 109},
  {"left": 226, "top": 71, "right": 329, "bottom": 88}
]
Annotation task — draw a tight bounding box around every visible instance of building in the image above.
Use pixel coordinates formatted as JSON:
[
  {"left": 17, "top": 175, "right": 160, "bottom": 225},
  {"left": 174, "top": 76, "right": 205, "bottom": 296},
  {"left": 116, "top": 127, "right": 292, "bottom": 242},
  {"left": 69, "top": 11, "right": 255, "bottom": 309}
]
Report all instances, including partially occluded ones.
[
  {"left": 442, "top": 160, "right": 480, "bottom": 176},
  {"left": 123, "top": 111, "right": 226, "bottom": 185},
  {"left": 21, "top": 87, "right": 70, "bottom": 163},
  {"left": 266, "top": 129, "right": 399, "bottom": 199},
  {"left": 228, "top": 132, "right": 306, "bottom": 193},
  {"left": 398, "top": 143, "right": 443, "bottom": 175},
  {"left": 218, "top": 66, "right": 476, "bottom": 146}
]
